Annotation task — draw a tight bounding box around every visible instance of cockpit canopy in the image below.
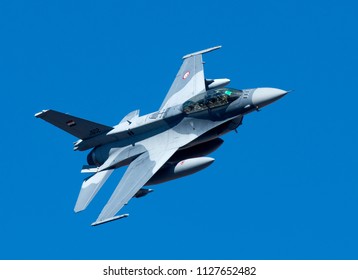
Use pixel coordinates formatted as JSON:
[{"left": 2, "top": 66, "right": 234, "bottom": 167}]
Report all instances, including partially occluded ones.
[{"left": 182, "top": 88, "right": 242, "bottom": 114}]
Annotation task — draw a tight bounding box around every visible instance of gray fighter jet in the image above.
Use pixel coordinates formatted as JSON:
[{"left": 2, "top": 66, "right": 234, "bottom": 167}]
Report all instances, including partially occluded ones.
[{"left": 35, "top": 46, "right": 288, "bottom": 226}]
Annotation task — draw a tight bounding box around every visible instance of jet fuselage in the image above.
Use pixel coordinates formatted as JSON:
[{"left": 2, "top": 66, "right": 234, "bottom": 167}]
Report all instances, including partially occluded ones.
[
  {"left": 35, "top": 45, "right": 289, "bottom": 225},
  {"left": 86, "top": 87, "right": 287, "bottom": 169}
]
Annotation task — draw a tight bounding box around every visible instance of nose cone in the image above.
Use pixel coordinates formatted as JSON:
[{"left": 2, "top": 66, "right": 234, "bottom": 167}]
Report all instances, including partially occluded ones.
[{"left": 252, "top": 87, "right": 288, "bottom": 109}]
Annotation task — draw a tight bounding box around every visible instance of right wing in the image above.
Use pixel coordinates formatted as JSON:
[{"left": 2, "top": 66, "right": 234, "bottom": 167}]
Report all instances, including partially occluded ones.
[
  {"left": 35, "top": 109, "right": 113, "bottom": 140},
  {"left": 159, "top": 46, "right": 221, "bottom": 111}
]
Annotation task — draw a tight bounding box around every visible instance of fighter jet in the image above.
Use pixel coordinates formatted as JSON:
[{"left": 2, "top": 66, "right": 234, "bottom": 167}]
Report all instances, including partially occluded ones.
[{"left": 35, "top": 46, "right": 288, "bottom": 226}]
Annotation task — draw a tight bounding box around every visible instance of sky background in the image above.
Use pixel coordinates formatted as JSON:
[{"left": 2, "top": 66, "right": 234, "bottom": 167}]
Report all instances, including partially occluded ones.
[{"left": 0, "top": 0, "right": 357, "bottom": 259}]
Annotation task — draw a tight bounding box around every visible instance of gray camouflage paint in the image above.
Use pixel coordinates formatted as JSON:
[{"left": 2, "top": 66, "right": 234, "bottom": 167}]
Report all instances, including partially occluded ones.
[{"left": 35, "top": 46, "right": 287, "bottom": 225}]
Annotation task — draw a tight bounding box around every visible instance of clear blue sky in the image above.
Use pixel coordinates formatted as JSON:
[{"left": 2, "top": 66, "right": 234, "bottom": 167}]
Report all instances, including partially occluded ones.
[{"left": 0, "top": 0, "right": 357, "bottom": 259}]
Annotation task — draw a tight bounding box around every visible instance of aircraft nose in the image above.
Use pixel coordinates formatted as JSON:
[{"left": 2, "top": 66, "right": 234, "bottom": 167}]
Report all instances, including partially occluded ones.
[{"left": 252, "top": 87, "right": 288, "bottom": 109}]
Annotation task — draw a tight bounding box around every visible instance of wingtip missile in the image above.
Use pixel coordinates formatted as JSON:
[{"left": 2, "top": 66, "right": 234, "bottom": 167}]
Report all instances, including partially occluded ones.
[
  {"left": 91, "top": 214, "right": 129, "bottom": 226},
  {"left": 182, "top": 45, "right": 222, "bottom": 59},
  {"left": 34, "top": 109, "right": 49, "bottom": 118}
]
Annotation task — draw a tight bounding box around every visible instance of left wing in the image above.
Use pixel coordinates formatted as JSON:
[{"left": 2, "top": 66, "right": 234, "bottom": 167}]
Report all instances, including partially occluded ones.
[
  {"left": 92, "top": 148, "right": 178, "bottom": 226},
  {"left": 159, "top": 46, "right": 221, "bottom": 111}
]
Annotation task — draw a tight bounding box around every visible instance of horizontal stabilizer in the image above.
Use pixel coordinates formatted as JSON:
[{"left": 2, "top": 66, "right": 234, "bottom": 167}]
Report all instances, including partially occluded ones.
[
  {"left": 91, "top": 214, "right": 129, "bottom": 226},
  {"left": 74, "top": 169, "right": 114, "bottom": 212},
  {"left": 35, "top": 109, "right": 113, "bottom": 140}
]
